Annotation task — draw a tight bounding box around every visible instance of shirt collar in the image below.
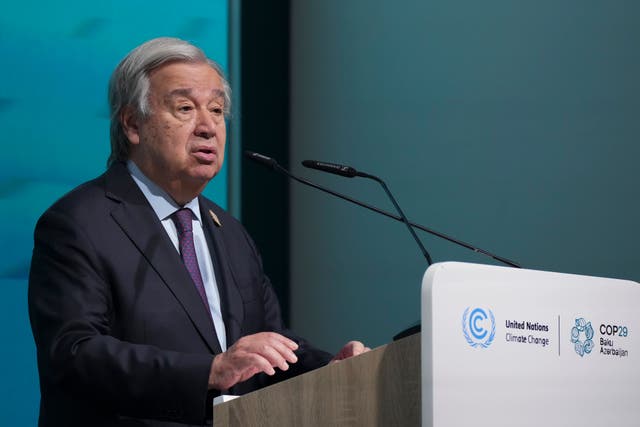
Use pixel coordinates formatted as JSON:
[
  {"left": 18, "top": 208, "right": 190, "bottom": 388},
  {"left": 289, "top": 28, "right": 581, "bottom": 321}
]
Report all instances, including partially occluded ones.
[{"left": 127, "top": 160, "right": 202, "bottom": 222}]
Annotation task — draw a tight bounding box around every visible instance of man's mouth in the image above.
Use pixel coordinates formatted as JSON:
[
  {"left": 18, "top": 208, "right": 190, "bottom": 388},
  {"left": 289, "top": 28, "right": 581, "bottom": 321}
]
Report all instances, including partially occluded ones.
[{"left": 192, "top": 147, "right": 217, "bottom": 163}]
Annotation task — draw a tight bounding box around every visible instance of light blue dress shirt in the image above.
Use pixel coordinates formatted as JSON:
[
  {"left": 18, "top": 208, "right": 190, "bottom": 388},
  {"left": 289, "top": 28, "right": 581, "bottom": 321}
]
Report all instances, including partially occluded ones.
[{"left": 127, "top": 160, "right": 227, "bottom": 351}]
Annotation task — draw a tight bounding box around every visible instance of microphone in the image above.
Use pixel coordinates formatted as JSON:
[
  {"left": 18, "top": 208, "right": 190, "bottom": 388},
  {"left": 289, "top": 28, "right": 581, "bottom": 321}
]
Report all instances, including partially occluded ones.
[
  {"left": 245, "top": 150, "right": 521, "bottom": 269},
  {"left": 303, "top": 160, "right": 433, "bottom": 264},
  {"left": 301, "top": 160, "right": 359, "bottom": 178},
  {"left": 245, "top": 150, "right": 278, "bottom": 169}
]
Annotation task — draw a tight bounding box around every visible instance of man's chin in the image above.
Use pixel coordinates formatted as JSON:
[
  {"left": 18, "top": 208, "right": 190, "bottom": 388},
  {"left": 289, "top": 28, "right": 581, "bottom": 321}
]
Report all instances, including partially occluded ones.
[{"left": 188, "top": 165, "right": 220, "bottom": 184}]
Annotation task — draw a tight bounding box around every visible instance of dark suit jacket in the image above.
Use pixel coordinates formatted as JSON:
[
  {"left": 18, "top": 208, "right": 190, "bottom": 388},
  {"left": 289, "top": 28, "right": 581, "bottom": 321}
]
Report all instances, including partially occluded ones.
[{"left": 28, "top": 162, "right": 332, "bottom": 427}]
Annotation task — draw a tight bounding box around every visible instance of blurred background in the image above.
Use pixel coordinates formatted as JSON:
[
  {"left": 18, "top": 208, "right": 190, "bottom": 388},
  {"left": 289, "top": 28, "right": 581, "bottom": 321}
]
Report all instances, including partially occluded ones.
[{"left": 1, "top": 1, "right": 638, "bottom": 424}]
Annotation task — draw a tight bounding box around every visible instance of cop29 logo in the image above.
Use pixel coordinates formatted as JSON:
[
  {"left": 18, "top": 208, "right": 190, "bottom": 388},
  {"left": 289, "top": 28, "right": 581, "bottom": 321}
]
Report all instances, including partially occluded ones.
[
  {"left": 570, "top": 317, "right": 594, "bottom": 357},
  {"left": 462, "top": 307, "right": 496, "bottom": 348}
]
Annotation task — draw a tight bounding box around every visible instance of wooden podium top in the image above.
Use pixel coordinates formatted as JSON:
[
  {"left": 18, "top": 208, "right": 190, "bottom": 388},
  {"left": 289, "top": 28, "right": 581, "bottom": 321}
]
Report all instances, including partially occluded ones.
[{"left": 213, "top": 333, "right": 420, "bottom": 427}]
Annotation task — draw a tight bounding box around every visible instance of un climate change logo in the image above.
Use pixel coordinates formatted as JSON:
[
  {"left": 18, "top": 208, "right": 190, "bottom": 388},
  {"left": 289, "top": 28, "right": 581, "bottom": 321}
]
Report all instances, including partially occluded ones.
[
  {"left": 462, "top": 307, "right": 496, "bottom": 349},
  {"left": 571, "top": 317, "right": 594, "bottom": 357}
]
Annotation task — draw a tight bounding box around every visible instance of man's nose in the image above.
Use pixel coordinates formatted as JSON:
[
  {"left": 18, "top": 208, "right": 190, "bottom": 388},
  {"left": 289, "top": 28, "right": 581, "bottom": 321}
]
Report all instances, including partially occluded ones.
[{"left": 193, "top": 108, "right": 218, "bottom": 139}]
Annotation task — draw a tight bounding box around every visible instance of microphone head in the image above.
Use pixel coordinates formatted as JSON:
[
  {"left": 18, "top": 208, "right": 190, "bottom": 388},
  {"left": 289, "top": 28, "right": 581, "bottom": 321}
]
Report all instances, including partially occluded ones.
[
  {"left": 302, "top": 160, "right": 358, "bottom": 178},
  {"left": 301, "top": 160, "right": 316, "bottom": 168},
  {"left": 244, "top": 150, "right": 278, "bottom": 169}
]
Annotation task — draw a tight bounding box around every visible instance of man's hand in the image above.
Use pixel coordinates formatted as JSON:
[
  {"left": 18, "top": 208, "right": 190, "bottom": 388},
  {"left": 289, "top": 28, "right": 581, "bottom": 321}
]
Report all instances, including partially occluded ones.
[
  {"left": 331, "top": 340, "right": 370, "bottom": 363},
  {"left": 208, "top": 332, "right": 299, "bottom": 390}
]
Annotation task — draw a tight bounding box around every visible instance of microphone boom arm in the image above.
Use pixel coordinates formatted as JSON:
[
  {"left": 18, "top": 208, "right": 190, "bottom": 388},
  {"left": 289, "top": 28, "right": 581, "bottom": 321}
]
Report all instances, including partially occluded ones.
[{"left": 244, "top": 151, "right": 521, "bottom": 268}]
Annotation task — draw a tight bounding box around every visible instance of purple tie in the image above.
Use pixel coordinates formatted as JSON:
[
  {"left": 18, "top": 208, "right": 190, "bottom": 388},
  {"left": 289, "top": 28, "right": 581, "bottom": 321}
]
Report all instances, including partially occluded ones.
[{"left": 171, "top": 208, "right": 210, "bottom": 312}]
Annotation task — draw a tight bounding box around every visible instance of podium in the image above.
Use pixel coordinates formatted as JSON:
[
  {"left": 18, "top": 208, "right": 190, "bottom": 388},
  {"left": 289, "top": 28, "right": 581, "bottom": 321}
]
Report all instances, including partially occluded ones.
[
  {"left": 213, "top": 333, "right": 421, "bottom": 426},
  {"left": 214, "top": 262, "right": 639, "bottom": 426},
  {"left": 422, "top": 262, "right": 640, "bottom": 427}
]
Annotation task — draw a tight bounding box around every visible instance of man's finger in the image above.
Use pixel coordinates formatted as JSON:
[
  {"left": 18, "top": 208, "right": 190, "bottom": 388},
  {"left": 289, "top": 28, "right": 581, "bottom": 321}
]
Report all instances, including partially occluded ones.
[
  {"left": 250, "top": 344, "right": 291, "bottom": 372},
  {"left": 245, "top": 353, "right": 277, "bottom": 376},
  {"left": 265, "top": 332, "right": 299, "bottom": 350},
  {"left": 240, "top": 333, "right": 299, "bottom": 370}
]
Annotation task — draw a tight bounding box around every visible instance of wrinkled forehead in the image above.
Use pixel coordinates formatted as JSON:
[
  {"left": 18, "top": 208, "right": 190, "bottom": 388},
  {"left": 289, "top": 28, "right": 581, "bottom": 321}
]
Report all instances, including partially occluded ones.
[
  {"left": 148, "top": 61, "right": 225, "bottom": 98},
  {"left": 147, "top": 60, "right": 221, "bottom": 82}
]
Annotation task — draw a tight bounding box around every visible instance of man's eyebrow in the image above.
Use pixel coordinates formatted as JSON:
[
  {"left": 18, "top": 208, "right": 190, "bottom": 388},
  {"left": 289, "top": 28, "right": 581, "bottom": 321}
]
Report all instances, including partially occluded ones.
[
  {"left": 166, "top": 88, "right": 193, "bottom": 99},
  {"left": 210, "top": 88, "right": 226, "bottom": 99},
  {"left": 165, "top": 88, "right": 226, "bottom": 101}
]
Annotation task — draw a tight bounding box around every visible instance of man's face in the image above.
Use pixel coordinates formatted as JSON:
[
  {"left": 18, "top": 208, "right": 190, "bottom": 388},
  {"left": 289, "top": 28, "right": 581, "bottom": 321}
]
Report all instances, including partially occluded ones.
[{"left": 124, "top": 61, "right": 227, "bottom": 203}]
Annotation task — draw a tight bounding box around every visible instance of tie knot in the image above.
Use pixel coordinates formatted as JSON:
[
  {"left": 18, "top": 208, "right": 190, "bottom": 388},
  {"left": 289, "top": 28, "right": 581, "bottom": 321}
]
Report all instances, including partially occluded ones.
[{"left": 172, "top": 208, "right": 194, "bottom": 234}]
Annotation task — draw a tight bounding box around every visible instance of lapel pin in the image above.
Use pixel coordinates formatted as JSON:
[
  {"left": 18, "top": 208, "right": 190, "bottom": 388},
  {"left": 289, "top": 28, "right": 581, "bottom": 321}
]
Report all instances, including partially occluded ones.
[{"left": 209, "top": 209, "right": 222, "bottom": 227}]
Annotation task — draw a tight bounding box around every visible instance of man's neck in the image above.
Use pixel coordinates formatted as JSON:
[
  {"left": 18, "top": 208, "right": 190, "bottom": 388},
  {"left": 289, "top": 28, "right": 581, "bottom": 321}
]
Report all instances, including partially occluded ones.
[{"left": 128, "top": 158, "right": 205, "bottom": 206}]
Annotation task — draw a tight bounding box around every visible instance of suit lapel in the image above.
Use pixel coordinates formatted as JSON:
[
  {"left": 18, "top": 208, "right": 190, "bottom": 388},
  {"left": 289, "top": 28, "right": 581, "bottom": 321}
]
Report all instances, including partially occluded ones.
[
  {"left": 199, "top": 199, "right": 244, "bottom": 347},
  {"left": 104, "top": 164, "right": 222, "bottom": 354}
]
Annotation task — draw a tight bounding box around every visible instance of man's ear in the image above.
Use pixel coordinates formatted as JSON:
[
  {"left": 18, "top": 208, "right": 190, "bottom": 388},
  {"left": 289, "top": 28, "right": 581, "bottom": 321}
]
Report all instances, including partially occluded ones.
[{"left": 121, "top": 106, "right": 141, "bottom": 145}]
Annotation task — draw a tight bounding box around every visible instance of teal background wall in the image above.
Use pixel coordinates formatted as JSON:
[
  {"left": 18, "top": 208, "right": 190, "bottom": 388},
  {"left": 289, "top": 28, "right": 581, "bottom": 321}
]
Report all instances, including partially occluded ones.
[
  {"left": 289, "top": 1, "right": 640, "bottom": 353},
  {"left": 0, "top": 2, "right": 229, "bottom": 424}
]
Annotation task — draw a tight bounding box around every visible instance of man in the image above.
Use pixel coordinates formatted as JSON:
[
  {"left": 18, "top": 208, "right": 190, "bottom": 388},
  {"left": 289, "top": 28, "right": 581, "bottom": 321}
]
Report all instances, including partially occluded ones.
[{"left": 28, "top": 37, "right": 368, "bottom": 427}]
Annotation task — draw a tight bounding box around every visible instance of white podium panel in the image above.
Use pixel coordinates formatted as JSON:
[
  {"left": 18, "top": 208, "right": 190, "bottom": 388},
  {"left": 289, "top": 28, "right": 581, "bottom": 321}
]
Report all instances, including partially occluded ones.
[{"left": 421, "top": 262, "right": 640, "bottom": 427}]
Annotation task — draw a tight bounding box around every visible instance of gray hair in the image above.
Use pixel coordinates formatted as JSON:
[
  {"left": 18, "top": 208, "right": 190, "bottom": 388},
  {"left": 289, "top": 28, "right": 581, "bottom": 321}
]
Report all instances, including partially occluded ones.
[{"left": 107, "top": 37, "right": 231, "bottom": 166}]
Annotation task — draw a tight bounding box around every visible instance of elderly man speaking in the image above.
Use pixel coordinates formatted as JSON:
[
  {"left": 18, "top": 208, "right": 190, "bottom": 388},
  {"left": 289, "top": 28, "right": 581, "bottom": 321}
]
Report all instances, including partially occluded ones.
[{"left": 28, "top": 37, "right": 367, "bottom": 427}]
